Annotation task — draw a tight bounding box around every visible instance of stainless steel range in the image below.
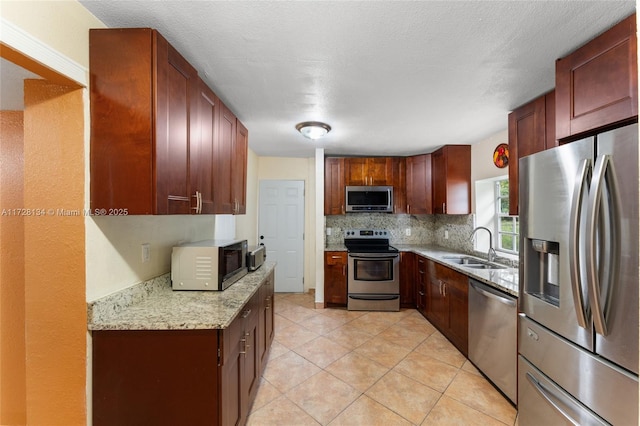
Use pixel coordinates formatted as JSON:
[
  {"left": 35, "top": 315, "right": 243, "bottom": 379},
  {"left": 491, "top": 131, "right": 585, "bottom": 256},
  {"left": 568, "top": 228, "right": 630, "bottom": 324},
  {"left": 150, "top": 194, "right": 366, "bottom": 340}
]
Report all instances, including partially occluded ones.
[{"left": 344, "top": 229, "right": 400, "bottom": 311}]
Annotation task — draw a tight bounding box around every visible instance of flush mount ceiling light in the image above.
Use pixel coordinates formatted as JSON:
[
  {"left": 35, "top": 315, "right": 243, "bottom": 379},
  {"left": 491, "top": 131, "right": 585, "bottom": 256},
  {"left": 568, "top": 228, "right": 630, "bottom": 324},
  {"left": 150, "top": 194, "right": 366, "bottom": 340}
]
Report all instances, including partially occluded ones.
[{"left": 295, "top": 121, "right": 331, "bottom": 140}]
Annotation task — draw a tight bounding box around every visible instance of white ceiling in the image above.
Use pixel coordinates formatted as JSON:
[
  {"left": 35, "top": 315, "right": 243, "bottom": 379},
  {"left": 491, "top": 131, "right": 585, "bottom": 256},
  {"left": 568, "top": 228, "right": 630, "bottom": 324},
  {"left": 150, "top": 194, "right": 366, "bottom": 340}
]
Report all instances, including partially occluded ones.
[{"left": 25, "top": 1, "right": 640, "bottom": 156}]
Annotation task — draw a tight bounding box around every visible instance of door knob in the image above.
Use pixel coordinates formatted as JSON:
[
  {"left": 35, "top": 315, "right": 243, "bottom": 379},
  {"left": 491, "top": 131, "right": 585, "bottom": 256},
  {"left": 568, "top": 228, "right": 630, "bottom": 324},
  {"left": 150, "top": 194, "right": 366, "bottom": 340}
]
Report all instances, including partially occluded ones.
[{"left": 260, "top": 235, "right": 264, "bottom": 240}]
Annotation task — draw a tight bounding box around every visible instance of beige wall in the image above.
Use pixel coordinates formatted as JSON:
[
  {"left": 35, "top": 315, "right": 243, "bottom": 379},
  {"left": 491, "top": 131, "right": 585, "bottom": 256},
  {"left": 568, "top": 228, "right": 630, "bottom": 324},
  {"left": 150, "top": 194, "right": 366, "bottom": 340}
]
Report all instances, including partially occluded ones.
[
  {"left": 258, "top": 156, "right": 317, "bottom": 292},
  {"left": 236, "top": 148, "right": 259, "bottom": 246},
  {"left": 470, "top": 129, "right": 509, "bottom": 212}
]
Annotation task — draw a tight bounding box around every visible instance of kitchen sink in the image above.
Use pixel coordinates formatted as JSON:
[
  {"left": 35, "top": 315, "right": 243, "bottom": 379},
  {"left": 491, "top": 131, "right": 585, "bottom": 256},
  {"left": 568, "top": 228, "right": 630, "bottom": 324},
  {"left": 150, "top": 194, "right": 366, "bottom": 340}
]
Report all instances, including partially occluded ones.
[
  {"left": 463, "top": 263, "right": 507, "bottom": 270},
  {"left": 441, "top": 255, "right": 485, "bottom": 265},
  {"left": 441, "top": 255, "right": 507, "bottom": 270}
]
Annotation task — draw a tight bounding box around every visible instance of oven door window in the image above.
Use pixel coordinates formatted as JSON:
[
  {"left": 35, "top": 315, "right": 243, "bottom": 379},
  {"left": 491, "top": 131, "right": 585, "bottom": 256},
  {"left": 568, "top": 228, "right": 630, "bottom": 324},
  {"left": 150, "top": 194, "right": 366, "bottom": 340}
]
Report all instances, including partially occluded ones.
[{"left": 353, "top": 258, "right": 394, "bottom": 281}]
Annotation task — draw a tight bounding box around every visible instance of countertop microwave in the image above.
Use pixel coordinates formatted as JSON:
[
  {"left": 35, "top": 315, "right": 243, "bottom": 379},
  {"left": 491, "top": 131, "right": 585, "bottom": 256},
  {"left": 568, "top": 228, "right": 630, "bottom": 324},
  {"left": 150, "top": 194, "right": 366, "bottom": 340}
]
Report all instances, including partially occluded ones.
[
  {"left": 345, "top": 186, "right": 393, "bottom": 213},
  {"left": 171, "top": 239, "right": 248, "bottom": 291}
]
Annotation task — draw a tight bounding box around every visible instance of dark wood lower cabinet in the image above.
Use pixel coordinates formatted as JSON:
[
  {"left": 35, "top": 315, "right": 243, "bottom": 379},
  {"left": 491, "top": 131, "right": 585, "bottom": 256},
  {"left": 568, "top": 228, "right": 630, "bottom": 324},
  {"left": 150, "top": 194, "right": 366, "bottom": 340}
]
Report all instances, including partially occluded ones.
[
  {"left": 324, "top": 251, "right": 347, "bottom": 307},
  {"left": 93, "top": 270, "right": 274, "bottom": 426},
  {"left": 422, "top": 258, "right": 469, "bottom": 356},
  {"left": 416, "top": 256, "right": 428, "bottom": 316},
  {"left": 399, "top": 252, "right": 416, "bottom": 308}
]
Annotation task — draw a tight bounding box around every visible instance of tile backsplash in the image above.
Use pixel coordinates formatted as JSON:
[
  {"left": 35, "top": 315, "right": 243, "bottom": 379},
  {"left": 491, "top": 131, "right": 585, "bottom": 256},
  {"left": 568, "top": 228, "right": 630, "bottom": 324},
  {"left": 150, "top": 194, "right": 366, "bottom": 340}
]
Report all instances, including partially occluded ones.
[{"left": 325, "top": 213, "right": 476, "bottom": 253}]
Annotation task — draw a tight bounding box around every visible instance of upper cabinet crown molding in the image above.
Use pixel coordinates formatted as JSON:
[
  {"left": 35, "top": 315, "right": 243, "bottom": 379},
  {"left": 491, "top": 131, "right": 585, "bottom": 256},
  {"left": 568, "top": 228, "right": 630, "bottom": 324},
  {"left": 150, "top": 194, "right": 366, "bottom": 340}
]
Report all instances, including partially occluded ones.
[{"left": 556, "top": 13, "right": 637, "bottom": 140}]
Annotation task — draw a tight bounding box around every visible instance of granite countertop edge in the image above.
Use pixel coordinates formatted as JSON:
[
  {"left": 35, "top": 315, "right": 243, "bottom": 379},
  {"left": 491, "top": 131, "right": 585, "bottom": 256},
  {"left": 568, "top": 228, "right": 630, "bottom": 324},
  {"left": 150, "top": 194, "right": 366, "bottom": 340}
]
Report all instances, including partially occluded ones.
[
  {"left": 326, "top": 244, "right": 518, "bottom": 297},
  {"left": 88, "top": 262, "right": 277, "bottom": 331}
]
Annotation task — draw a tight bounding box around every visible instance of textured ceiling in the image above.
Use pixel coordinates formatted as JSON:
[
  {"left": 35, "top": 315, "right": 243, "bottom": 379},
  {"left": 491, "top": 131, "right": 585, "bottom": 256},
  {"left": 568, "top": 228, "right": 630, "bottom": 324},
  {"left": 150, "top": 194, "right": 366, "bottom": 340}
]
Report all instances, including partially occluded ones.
[{"left": 76, "top": 1, "right": 633, "bottom": 156}]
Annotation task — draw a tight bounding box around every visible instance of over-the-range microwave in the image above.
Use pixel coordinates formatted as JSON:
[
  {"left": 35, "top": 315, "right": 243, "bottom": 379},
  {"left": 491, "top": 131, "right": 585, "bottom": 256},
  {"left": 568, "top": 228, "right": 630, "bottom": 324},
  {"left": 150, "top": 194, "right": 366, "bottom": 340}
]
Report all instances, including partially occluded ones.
[
  {"left": 171, "top": 239, "right": 248, "bottom": 291},
  {"left": 345, "top": 185, "right": 393, "bottom": 213}
]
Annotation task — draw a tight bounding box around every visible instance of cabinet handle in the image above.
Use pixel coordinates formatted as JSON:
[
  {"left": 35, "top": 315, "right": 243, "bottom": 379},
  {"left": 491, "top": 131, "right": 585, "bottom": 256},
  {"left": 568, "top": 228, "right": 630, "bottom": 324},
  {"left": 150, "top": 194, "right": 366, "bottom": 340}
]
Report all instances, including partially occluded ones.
[
  {"left": 418, "top": 291, "right": 425, "bottom": 296},
  {"left": 241, "top": 309, "right": 251, "bottom": 318},
  {"left": 191, "top": 191, "right": 200, "bottom": 213},
  {"left": 407, "top": 204, "right": 410, "bottom": 214},
  {"left": 443, "top": 283, "right": 447, "bottom": 297},
  {"left": 342, "top": 264, "right": 346, "bottom": 275},
  {"left": 341, "top": 204, "right": 344, "bottom": 214},
  {"left": 442, "top": 202, "right": 446, "bottom": 214},
  {"left": 197, "top": 191, "right": 203, "bottom": 214},
  {"left": 331, "top": 255, "right": 342, "bottom": 259},
  {"left": 239, "top": 337, "right": 247, "bottom": 355}
]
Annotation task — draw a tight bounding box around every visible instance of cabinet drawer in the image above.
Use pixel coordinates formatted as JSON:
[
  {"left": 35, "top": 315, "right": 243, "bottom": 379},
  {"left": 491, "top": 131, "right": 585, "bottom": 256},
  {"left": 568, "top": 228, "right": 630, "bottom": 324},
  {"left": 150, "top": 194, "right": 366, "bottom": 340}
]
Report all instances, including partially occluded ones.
[{"left": 325, "top": 252, "right": 346, "bottom": 265}]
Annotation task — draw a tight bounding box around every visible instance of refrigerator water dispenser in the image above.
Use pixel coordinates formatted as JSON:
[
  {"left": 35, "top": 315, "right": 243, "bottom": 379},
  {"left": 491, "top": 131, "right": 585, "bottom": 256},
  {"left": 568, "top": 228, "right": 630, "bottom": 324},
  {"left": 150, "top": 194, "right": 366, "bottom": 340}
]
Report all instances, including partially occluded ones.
[{"left": 524, "top": 239, "right": 560, "bottom": 306}]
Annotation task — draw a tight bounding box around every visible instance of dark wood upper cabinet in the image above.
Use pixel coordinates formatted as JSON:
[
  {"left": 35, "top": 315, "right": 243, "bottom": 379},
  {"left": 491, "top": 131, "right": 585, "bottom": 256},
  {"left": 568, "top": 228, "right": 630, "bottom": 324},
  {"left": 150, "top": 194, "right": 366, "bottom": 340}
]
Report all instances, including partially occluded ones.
[
  {"left": 556, "top": 13, "right": 637, "bottom": 140},
  {"left": 90, "top": 28, "right": 198, "bottom": 214},
  {"left": 431, "top": 145, "right": 471, "bottom": 215},
  {"left": 324, "top": 157, "right": 345, "bottom": 215},
  {"left": 344, "top": 157, "right": 393, "bottom": 186},
  {"left": 194, "top": 78, "right": 219, "bottom": 214},
  {"left": 392, "top": 157, "right": 407, "bottom": 214},
  {"left": 90, "top": 28, "right": 247, "bottom": 215},
  {"left": 508, "top": 91, "right": 555, "bottom": 215},
  {"left": 405, "top": 154, "right": 432, "bottom": 215},
  {"left": 214, "top": 102, "right": 237, "bottom": 214}
]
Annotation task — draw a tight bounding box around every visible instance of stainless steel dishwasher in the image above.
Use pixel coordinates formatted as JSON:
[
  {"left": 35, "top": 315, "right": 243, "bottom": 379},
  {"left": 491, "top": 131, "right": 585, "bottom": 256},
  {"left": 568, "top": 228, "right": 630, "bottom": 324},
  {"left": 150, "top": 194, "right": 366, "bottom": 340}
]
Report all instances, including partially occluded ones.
[{"left": 468, "top": 278, "right": 517, "bottom": 404}]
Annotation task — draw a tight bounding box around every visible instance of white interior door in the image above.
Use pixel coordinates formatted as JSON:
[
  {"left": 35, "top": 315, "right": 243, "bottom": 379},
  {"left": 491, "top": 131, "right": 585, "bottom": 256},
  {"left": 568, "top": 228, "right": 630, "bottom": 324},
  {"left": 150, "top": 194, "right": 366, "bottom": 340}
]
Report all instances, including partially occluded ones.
[{"left": 258, "top": 180, "right": 304, "bottom": 292}]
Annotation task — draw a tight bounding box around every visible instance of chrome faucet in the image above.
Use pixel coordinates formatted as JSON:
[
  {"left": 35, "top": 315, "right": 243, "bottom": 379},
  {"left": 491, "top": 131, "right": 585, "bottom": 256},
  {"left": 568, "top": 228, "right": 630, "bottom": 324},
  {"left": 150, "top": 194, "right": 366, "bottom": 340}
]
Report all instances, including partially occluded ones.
[{"left": 470, "top": 226, "right": 497, "bottom": 262}]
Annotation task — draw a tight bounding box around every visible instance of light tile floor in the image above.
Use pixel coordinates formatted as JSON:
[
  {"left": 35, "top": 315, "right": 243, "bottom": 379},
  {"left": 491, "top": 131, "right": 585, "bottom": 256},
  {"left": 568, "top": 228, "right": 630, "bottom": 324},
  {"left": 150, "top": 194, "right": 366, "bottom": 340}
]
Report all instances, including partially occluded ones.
[{"left": 248, "top": 292, "right": 518, "bottom": 426}]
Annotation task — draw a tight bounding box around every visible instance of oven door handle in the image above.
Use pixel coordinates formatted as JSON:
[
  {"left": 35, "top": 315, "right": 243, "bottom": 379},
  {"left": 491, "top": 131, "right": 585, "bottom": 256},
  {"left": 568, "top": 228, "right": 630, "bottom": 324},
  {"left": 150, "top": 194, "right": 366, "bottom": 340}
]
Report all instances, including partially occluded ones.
[
  {"left": 348, "top": 254, "right": 399, "bottom": 260},
  {"left": 348, "top": 294, "right": 400, "bottom": 301}
]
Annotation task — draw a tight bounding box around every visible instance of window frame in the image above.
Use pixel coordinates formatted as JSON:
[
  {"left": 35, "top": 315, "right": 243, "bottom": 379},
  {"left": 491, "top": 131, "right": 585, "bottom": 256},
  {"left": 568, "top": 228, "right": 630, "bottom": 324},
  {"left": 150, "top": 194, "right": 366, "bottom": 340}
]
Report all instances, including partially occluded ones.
[{"left": 495, "top": 179, "right": 519, "bottom": 255}]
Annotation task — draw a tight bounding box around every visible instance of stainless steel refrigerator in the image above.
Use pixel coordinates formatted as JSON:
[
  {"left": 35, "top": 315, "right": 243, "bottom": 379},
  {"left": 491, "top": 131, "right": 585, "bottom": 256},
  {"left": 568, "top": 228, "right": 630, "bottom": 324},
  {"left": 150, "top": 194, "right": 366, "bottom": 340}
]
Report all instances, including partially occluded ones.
[{"left": 518, "top": 123, "right": 638, "bottom": 425}]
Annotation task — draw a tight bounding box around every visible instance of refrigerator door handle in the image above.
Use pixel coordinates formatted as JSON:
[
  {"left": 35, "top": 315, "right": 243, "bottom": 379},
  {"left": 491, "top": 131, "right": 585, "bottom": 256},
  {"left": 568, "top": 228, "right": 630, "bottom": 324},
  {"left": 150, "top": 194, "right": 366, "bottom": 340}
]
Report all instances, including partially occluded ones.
[
  {"left": 569, "top": 158, "right": 590, "bottom": 328},
  {"left": 586, "top": 154, "right": 619, "bottom": 337}
]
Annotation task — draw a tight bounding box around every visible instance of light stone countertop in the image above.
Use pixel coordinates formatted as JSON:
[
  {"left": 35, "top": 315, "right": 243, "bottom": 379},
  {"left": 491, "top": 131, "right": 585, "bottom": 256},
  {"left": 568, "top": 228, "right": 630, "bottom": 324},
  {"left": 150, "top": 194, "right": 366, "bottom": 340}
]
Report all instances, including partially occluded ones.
[
  {"left": 326, "top": 244, "right": 518, "bottom": 297},
  {"left": 88, "top": 262, "right": 276, "bottom": 331}
]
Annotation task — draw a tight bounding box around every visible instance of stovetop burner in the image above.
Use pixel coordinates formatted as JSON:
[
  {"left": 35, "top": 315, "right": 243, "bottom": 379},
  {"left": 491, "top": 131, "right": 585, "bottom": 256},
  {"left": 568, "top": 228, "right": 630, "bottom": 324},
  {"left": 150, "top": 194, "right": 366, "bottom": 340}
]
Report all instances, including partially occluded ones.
[{"left": 344, "top": 229, "right": 398, "bottom": 254}]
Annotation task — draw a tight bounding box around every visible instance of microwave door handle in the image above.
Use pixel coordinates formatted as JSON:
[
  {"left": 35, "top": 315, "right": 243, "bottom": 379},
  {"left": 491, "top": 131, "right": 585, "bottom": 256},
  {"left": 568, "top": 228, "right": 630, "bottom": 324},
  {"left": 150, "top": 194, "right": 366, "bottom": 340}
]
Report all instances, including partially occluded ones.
[
  {"left": 387, "top": 188, "right": 392, "bottom": 210},
  {"left": 569, "top": 159, "right": 590, "bottom": 329},
  {"left": 586, "top": 154, "right": 619, "bottom": 337}
]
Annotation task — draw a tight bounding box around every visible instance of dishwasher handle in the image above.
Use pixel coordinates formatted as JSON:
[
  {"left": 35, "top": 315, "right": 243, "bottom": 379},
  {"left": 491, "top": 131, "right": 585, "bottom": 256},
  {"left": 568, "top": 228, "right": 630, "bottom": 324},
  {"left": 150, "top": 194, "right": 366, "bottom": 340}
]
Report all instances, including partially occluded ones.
[{"left": 469, "top": 279, "right": 516, "bottom": 307}]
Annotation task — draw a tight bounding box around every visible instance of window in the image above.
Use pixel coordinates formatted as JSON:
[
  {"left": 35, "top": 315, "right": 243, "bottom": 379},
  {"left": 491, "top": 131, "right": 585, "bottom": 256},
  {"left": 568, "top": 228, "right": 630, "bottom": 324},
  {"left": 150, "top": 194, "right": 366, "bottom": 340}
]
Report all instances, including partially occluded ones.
[{"left": 495, "top": 179, "right": 519, "bottom": 254}]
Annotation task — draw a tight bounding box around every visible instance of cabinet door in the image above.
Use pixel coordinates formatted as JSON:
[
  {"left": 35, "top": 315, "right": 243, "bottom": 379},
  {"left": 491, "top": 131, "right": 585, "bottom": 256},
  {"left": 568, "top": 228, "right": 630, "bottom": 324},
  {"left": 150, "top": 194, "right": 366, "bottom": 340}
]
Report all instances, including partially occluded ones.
[
  {"left": 406, "top": 154, "right": 432, "bottom": 214},
  {"left": 215, "top": 102, "right": 237, "bottom": 214},
  {"left": 243, "top": 304, "right": 260, "bottom": 408},
  {"left": 194, "top": 79, "right": 218, "bottom": 214},
  {"left": 432, "top": 146, "right": 471, "bottom": 215},
  {"left": 415, "top": 257, "right": 427, "bottom": 315},
  {"left": 344, "top": 157, "right": 369, "bottom": 185},
  {"left": 90, "top": 28, "right": 155, "bottom": 214},
  {"left": 155, "top": 34, "right": 197, "bottom": 214},
  {"left": 324, "top": 252, "right": 347, "bottom": 306},
  {"left": 93, "top": 330, "right": 219, "bottom": 426},
  {"left": 427, "top": 275, "right": 447, "bottom": 326},
  {"left": 234, "top": 120, "right": 248, "bottom": 214},
  {"left": 508, "top": 94, "right": 547, "bottom": 216},
  {"left": 324, "top": 157, "right": 345, "bottom": 215},
  {"left": 221, "top": 315, "right": 244, "bottom": 426},
  {"left": 392, "top": 158, "right": 407, "bottom": 214},
  {"left": 556, "top": 14, "right": 637, "bottom": 140},
  {"left": 368, "top": 157, "right": 393, "bottom": 185},
  {"left": 399, "top": 252, "right": 416, "bottom": 308},
  {"left": 259, "top": 272, "right": 275, "bottom": 369},
  {"left": 446, "top": 281, "right": 468, "bottom": 356}
]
